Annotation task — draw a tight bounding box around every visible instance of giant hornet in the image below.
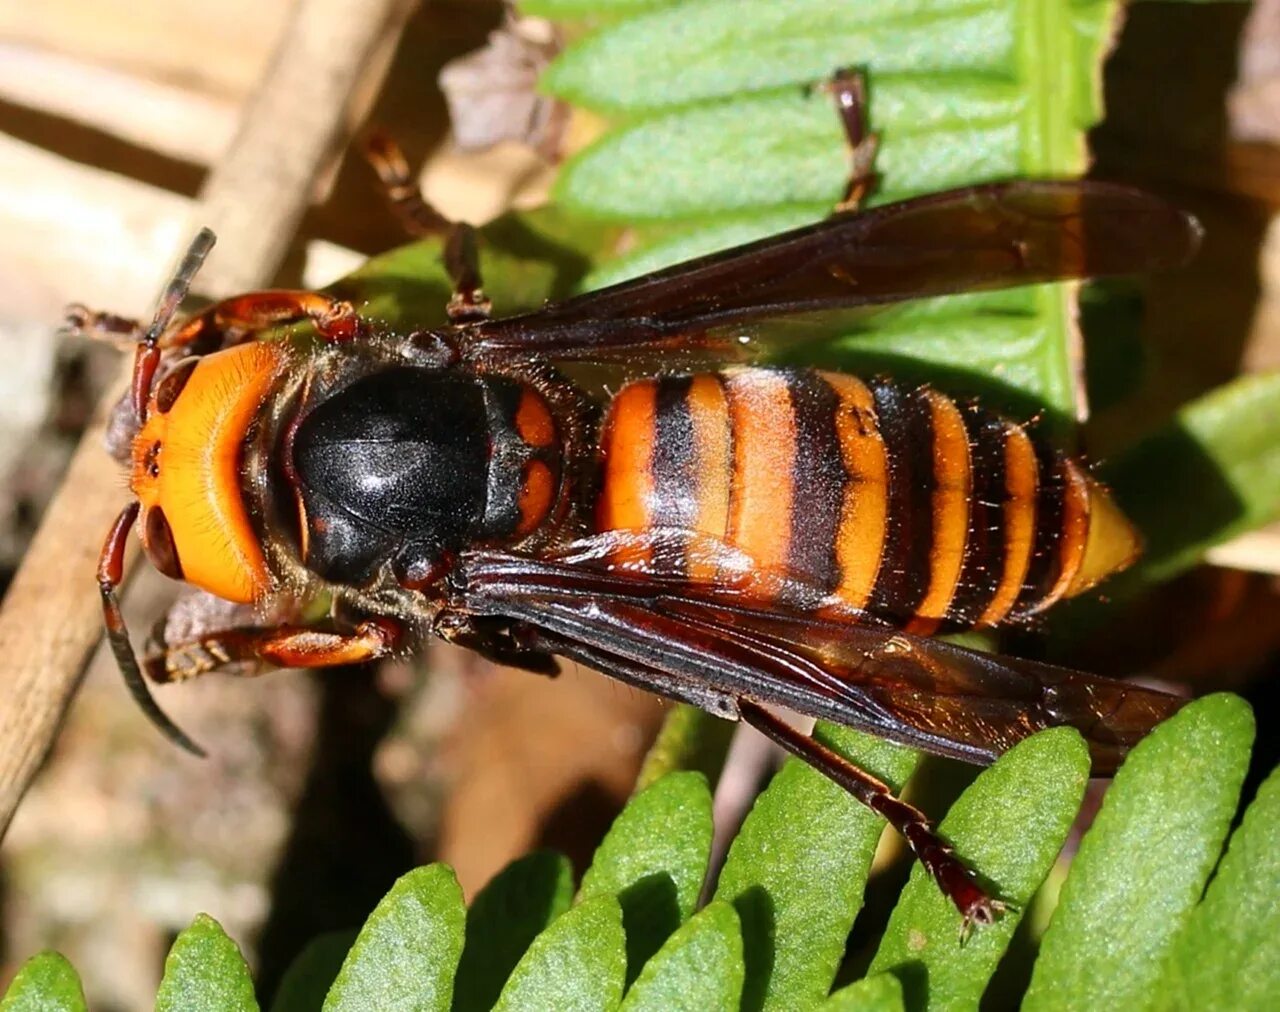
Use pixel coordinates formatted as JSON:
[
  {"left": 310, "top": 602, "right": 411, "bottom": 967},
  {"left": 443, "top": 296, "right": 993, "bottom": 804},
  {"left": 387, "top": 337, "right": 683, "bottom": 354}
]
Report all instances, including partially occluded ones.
[{"left": 81, "top": 73, "right": 1199, "bottom": 926}]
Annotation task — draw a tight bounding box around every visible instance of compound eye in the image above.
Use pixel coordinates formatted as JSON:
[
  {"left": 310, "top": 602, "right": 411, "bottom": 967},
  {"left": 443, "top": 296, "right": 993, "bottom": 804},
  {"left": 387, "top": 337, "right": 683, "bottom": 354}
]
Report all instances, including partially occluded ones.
[
  {"left": 153, "top": 358, "right": 199, "bottom": 414},
  {"left": 143, "top": 506, "right": 184, "bottom": 580}
]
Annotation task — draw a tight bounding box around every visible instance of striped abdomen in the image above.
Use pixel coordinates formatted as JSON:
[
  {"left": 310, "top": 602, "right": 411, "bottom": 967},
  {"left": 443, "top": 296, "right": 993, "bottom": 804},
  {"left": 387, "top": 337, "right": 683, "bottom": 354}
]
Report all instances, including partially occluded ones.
[{"left": 596, "top": 368, "right": 1139, "bottom": 631}]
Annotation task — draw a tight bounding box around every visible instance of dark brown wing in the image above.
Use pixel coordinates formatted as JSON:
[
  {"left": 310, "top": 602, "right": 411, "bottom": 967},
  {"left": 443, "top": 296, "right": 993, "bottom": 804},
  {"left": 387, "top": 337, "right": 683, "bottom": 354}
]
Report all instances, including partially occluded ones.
[
  {"left": 463, "top": 180, "right": 1201, "bottom": 360},
  {"left": 455, "top": 539, "right": 1184, "bottom": 775}
]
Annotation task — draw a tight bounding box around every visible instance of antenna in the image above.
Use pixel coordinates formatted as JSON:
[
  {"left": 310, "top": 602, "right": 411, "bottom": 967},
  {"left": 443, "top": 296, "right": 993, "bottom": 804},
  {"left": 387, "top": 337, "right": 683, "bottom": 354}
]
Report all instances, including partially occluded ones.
[{"left": 131, "top": 228, "right": 216, "bottom": 419}]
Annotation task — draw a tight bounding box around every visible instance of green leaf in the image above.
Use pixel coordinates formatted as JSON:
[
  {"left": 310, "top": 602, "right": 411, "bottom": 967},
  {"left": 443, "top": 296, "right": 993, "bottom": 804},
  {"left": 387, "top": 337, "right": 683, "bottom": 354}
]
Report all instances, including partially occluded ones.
[
  {"left": 819, "top": 974, "right": 905, "bottom": 1012},
  {"left": 0, "top": 953, "right": 87, "bottom": 1012},
  {"left": 619, "top": 900, "right": 744, "bottom": 1011},
  {"left": 329, "top": 206, "right": 617, "bottom": 326},
  {"left": 156, "top": 914, "right": 259, "bottom": 1012},
  {"left": 550, "top": 0, "right": 1111, "bottom": 198},
  {"left": 323, "top": 864, "right": 466, "bottom": 1012},
  {"left": 714, "top": 725, "right": 919, "bottom": 1012},
  {"left": 1162, "top": 761, "right": 1280, "bottom": 1009},
  {"left": 544, "top": 1, "right": 1028, "bottom": 115},
  {"left": 492, "top": 895, "right": 626, "bottom": 1012},
  {"left": 1023, "top": 694, "right": 1255, "bottom": 1011},
  {"left": 635, "top": 705, "right": 735, "bottom": 794},
  {"left": 270, "top": 932, "right": 357, "bottom": 1012},
  {"left": 556, "top": 85, "right": 1027, "bottom": 221},
  {"left": 454, "top": 851, "right": 575, "bottom": 1012},
  {"left": 816, "top": 286, "right": 1078, "bottom": 425},
  {"left": 1101, "top": 373, "right": 1280, "bottom": 590},
  {"left": 549, "top": 0, "right": 1119, "bottom": 422},
  {"left": 579, "top": 771, "right": 714, "bottom": 983},
  {"left": 868, "top": 728, "right": 1091, "bottom": 1010}
]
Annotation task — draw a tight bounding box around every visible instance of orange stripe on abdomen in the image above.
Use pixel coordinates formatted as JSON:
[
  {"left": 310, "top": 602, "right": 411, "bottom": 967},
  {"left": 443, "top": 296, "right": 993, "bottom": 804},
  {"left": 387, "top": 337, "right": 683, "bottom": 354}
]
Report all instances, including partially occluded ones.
[
  {"left": 686, "top": 374, "right": 732, "bottom": 581},
  {"left": 823, "top": 373, "right": 887, "bottom": 611},
  {"left": 724, "top": 370, "right": 796, "bottom": 575},
  {"left": 907, "top": 390, "right": 972, "bottom": 633},
  {"left": 977, "top": 423, "right": 1037, "bottom": 627},
  {"left": 1018, "top": 457, "right": 1091, "bottom": 616},
  {"left": 597, "top": 378, "right": 658, "bottom": 566}
]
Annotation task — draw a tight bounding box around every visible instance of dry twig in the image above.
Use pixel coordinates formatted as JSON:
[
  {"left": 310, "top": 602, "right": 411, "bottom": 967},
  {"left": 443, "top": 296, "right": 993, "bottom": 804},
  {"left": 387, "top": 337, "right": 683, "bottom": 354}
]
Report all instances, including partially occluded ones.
[{"left": 0, "top": 0, "right": 416, "bottom": 839}]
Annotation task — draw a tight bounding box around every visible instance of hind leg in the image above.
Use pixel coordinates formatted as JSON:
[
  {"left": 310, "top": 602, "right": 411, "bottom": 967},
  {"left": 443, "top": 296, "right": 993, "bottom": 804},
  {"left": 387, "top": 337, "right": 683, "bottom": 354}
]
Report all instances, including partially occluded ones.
[
  {"left": 822, "top": 68, "right": 880, "bottom": 213},
  {"left": 364, "top": 132, "right": 491, "bottom": 324}
]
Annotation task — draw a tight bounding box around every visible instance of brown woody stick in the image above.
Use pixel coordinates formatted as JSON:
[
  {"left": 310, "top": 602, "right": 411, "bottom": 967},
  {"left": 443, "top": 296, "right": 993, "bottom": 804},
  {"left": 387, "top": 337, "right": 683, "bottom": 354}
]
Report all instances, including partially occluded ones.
[{"left": 0, "top": 0, "right": 415, "bottom": 839}]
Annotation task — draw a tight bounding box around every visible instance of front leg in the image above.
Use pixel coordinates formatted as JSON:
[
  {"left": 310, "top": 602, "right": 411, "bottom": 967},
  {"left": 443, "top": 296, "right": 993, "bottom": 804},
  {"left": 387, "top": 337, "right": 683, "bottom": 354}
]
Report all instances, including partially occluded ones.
[
  {"left": 162, "top": 289, "right": 364, "bottom": 352},
  {"left": 70, "top": 286, "right": 368, "bottom": 424},
  {"left": 66, "top": 289, "right": 363, "bottom": 360},
  {"left": 62, "top": 305, "right": 146, "bottom": 343},
  {"left": 147, "top": 617, "right": 404, "bottom": 684}
]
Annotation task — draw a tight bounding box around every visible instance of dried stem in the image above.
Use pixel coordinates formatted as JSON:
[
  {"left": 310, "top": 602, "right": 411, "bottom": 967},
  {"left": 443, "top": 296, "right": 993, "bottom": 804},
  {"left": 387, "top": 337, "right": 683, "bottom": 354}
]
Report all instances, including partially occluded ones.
[{"left": 0, "top": 0, "right": 415, "bottom": 839}]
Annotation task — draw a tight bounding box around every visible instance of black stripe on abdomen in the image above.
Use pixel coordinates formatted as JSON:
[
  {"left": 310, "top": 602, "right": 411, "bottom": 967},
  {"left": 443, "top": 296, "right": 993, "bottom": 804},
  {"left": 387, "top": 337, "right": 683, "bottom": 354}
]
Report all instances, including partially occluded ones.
[
  {"left": 1014, "top": 439, "right": 1065, "bottom": 616},
  {"left": 948, "top": 405, "right": 1008, "bottom": 626},
  {"left": 785, "top": 371, "right": 847, "bottom": 594},
  {"left": 649, "top": 376, "right": 697, "bottom": 533},
  {"left": 867, "top": 379, "right": 934, "bottom": 622}
]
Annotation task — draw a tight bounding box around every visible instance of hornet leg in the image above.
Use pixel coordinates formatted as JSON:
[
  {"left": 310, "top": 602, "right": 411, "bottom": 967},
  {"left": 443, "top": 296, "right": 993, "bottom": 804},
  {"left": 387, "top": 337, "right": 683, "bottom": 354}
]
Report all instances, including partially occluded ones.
[
  {"left": 822, "top": 68, "right": 880, "bottom": 213},
  {"left": 739, "top": 699, "right": 1005, "bottom": 932},
  {"left": 364, "top": 131, "right": 491, "bottom": 324},
  {"left": 161, "top": 289, "right": 364, "bottom": 351},
  {"left": 146, "top": 618, "right": 404, "bottom": 684},
  {"left": 508, "top": 619, "right": 1004, "bottom": 929},
  {"left": 66, "top": 291, "right": 360, "bottom": 351}
]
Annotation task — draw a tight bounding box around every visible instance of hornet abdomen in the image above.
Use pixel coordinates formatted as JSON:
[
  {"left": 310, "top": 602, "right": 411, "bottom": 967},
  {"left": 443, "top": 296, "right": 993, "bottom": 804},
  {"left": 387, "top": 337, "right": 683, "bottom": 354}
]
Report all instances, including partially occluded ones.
[{"left": 597, "top": 367, "right": 1139, "bottom": 631}]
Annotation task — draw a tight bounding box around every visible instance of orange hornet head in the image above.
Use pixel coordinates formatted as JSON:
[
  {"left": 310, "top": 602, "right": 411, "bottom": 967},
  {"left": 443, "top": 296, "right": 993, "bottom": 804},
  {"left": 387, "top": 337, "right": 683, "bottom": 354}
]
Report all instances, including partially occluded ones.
[
  {"left": 130, "top": 340, "right": 287, "bottom": 604},
  {"left": 97, "top": 228, "right": 282, "bottom": 756}
]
